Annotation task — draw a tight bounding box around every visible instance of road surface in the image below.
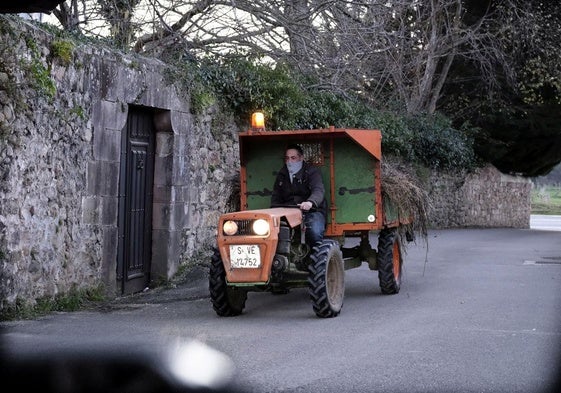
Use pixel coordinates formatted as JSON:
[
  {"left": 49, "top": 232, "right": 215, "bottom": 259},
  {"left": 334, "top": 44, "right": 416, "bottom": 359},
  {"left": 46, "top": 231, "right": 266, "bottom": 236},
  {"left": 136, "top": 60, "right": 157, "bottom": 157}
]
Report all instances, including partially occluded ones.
[{"left": 1, "top": 227, "right": 560, "bottom": 393}]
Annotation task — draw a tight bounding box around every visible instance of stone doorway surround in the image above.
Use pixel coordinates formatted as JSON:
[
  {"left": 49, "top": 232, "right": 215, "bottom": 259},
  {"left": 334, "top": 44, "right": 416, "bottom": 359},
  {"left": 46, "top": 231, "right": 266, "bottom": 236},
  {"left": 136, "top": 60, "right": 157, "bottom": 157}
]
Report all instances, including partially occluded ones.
[{"left": 86, "top": 58, "right": 192, "bottom": 296}]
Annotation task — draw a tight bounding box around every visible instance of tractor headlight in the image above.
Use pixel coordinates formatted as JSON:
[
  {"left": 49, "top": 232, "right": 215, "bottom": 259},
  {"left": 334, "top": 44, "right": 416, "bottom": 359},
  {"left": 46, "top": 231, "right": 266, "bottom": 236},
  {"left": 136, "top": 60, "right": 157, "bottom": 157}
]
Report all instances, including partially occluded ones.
[
  {"left": 252, "top": 219, "right": 270, "bottom": 236},
  {"left": 223, "top": 220, "right": 238, "bottom": 236}
]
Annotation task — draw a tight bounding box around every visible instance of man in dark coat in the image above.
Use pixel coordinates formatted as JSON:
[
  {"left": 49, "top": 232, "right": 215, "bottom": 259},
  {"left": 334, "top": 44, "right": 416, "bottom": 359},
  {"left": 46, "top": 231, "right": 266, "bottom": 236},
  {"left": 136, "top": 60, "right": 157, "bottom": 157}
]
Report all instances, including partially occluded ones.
[{"left": 271, "top": 144, "right": 327, "bottom": 246}]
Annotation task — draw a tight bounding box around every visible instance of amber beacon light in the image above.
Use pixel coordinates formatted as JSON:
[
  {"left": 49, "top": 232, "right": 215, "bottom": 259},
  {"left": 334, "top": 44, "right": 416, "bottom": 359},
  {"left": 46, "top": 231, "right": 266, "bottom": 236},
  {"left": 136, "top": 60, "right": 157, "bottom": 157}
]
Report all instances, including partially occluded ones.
[{"left": 251, "top": 111, "right": 265, "bottom": 129}]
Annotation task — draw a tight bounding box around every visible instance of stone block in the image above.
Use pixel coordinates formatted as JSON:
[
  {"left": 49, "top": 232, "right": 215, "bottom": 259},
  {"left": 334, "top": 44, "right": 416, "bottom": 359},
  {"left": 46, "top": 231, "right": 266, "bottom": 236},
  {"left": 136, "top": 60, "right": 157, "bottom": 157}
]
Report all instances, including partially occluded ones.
[
  {"left": 151, "top": 229, "right": 181, "bottom": 280},
  {"left": 100, "top": 59, "right": 138, "bottom": 102},
  {"left": 171, "top": 202, "right": 187, "bottom": 231},
  {"left": 153, "top": 184, "right": 172, "bottom": 203},
  {"left": 154, "top": 153, "right": 173, "bottom": 186},
  {"left": 155, "top": 131, "right": 174, "bottom": 156},
  {"left": 101, "top": 196, "right": 118, "bottom": 226},
  {"left": 138, "top": 70, "right": 166, "bottom": 108},
  {"left": 152, "top": 202, "right": 171, "bottom": 231},
  {"left": 153, "top": 184, "right": 185, "bottom": 204},
  {"left": 152, "top": 202, "right": 186, "bottom": 231},
  {"left": 173, "top": 132, "right": 190, "bottom": 159},
  {"left": 87, "top": 161, "right": 120, "bottom": 196},
  {"left": 93, "top": 128, "right": 121, "bottom": 162},
  {"left": 81, "top": 196, "right": 101, "bottom": 225},
  {"left": 92, "top": 99, "right": 127, "bottom": 131},
  {"left": 170, "top": 110, "right": 192, "bottom": 136},
  {"left": 101, "top": 226, "right": 118, "bottom": 295}
]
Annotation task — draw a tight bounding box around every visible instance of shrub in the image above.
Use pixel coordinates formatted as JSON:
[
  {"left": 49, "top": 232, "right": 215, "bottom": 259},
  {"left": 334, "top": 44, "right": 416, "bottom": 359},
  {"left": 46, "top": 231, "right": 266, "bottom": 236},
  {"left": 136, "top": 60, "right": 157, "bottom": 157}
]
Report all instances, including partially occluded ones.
[{"left": 169, "top": 57, "right": 479, "bottom": 170}]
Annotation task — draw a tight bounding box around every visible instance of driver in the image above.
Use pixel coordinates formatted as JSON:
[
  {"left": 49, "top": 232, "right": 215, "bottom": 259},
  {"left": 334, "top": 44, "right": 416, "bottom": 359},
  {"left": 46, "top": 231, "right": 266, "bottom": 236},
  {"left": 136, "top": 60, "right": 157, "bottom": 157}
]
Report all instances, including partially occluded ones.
[{"left": 271, "top": 144, "right": 327, "bottom": 246}]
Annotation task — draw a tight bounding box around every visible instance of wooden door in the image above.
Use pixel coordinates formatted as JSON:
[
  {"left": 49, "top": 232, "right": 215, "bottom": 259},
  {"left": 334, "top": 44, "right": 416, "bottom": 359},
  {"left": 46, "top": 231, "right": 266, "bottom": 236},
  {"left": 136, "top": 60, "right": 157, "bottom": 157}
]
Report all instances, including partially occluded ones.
[{"left": 117, "top": 107, "right": 155, "bottom": 294}]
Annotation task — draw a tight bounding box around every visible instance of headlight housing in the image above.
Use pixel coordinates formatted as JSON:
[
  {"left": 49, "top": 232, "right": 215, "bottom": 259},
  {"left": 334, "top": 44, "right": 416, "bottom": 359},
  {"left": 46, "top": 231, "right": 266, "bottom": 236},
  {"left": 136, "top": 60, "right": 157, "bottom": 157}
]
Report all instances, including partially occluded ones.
[
  {"left": 223, "top": 220, "right": 238, "bottom": 235},
  {"left": 252, "top": 219, "right": 270, "bottom": 236}
]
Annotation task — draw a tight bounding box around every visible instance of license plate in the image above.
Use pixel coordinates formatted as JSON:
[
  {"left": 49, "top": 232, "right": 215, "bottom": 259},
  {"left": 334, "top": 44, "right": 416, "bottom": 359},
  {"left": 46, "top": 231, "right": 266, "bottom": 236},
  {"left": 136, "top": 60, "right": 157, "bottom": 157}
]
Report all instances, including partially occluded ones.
[{"left": 229, "top": 245, "right": 261, "bottom": 268}]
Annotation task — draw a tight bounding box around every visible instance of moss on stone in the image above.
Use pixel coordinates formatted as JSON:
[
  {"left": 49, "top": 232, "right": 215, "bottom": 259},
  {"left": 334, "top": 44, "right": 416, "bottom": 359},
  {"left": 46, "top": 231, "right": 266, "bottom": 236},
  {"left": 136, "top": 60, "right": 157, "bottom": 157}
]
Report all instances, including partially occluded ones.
[{"left": 50, "top": 39, "right": 74, "bottom": 65}]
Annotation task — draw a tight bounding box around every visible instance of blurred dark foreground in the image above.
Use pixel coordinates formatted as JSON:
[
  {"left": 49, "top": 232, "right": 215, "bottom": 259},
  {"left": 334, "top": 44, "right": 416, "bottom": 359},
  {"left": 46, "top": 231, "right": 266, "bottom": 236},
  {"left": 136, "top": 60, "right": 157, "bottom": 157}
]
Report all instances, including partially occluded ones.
[{"left": 1, "top": 334, "right": 246, "bottom": 393}]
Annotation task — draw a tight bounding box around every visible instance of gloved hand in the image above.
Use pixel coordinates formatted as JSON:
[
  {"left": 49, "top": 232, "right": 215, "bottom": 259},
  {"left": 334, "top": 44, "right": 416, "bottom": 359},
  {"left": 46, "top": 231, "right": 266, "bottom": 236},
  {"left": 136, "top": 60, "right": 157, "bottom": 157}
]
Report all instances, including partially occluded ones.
[{"left": 299, "top": 201, "right": 313, "bottom": 211}]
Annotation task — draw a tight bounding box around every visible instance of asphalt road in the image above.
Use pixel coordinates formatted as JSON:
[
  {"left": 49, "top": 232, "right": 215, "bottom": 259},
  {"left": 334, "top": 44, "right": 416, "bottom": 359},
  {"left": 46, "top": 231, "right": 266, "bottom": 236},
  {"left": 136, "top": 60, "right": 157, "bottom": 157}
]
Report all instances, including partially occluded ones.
[{"left": 2, "top": 225, "right": 561, "bottom": 393}]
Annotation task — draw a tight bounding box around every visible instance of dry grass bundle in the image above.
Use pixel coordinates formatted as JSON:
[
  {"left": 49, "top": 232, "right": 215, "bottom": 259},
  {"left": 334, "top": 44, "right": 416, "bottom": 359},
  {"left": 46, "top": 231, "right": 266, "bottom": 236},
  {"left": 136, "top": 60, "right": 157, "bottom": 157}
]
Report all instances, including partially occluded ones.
[{"left": 381, "top": 157, "right": 431, "bottom": 250}]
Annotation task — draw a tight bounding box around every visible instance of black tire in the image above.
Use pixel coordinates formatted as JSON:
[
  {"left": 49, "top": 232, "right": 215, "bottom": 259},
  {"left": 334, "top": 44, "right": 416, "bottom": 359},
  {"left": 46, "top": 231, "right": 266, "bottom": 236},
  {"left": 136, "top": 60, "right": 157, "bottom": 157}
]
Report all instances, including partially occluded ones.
[
  {"left": 307, "top": 240, "right": 345, "bottom": 318},
  {"left": 377, "top": 228, "right": 403, "bottom": 294},
  {"left": 209, "top": 248, "right": 247, "bottom": 316}
]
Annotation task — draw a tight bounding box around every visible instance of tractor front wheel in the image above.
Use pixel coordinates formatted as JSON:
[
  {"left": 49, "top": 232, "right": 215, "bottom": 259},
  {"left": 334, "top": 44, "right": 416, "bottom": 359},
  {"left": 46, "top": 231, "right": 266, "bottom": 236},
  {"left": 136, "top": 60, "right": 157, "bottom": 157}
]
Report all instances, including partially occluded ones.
[
  {"left": 209, "top": 248, "right": 247, "bottom": 316},
  {"left": 308, "top": 239, "right": 345, "bottom": 318},
  {"left": 377, "top": 228, "right": 403, "bottom": 294}
]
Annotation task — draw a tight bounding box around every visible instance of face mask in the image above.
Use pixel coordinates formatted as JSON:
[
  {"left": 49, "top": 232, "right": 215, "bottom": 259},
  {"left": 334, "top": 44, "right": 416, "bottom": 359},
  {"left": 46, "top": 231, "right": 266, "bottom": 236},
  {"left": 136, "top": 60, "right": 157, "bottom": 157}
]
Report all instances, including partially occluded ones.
[{"left": 286, "top": 161, "right": 303, "bottom": 176}]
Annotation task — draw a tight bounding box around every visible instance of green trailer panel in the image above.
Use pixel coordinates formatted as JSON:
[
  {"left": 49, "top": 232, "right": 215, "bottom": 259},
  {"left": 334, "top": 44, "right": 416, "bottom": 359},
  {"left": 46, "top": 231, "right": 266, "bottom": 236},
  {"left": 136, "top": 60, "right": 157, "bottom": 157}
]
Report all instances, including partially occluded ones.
[
  {"left": 332, "top": 139, "right": 377, "bottom": 224},
  {"left": 242, "top": 136, "right": 379, "bottom": 226},
  {"left": 244, "top": 139, "right": 281, "bottom": 210}
]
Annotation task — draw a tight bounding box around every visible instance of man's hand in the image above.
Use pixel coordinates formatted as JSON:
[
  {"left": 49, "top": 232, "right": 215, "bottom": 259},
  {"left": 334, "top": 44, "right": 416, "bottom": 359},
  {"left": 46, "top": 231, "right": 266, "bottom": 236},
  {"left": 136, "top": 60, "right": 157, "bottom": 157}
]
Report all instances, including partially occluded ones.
[{"left": 299, "top": 201, "right": 313, "bottom": 211}]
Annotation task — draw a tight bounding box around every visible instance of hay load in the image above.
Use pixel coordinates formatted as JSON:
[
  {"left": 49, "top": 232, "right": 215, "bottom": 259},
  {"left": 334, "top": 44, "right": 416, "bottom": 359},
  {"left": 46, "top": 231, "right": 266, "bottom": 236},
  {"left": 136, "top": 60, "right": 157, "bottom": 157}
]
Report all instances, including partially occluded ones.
[{"left": 381, "top": 157, "right": 431, "bottom": 249}]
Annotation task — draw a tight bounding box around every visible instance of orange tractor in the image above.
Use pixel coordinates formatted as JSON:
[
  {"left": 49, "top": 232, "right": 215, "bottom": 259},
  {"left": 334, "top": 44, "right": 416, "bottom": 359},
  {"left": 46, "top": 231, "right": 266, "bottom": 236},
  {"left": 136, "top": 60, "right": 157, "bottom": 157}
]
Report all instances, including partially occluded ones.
[{"left": 210, "top": 115, "right": 412, "bottom": 318}]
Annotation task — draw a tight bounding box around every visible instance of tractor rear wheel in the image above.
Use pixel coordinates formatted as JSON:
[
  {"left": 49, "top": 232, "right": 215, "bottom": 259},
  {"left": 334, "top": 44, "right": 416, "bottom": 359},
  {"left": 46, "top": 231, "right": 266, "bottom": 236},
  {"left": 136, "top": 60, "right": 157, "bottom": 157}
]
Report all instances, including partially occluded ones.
[
  {"left": 308, "top": 239, "right": 345, "bottom": 318},
  {"left": 377, "top": 228, "right": 403, "bottom": 294},
  {"left": 209, "top": 248, "right": 247, "bottom": 316}
]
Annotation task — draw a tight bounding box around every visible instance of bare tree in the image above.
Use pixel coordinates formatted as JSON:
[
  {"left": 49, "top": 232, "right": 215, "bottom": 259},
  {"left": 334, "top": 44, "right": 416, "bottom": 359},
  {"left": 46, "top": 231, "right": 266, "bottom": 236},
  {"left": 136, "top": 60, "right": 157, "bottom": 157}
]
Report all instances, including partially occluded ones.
[
  {"left": 290, "top": 0, "right": 515, "bottom": 114},
  {"left": 50, "top": 0, "right": 530, "bottom": 114},
  {"left": 52, "top": 0, "right": 144, "bottom": 47},
  {"left": 98, "top": 0, "right": 143, "bottom": 48},
  {"left": 52, "top": 0, "right": 81, "bottom": 31},
  {"left": 383, "top": 0, "right": 466, "bottom": 113}
]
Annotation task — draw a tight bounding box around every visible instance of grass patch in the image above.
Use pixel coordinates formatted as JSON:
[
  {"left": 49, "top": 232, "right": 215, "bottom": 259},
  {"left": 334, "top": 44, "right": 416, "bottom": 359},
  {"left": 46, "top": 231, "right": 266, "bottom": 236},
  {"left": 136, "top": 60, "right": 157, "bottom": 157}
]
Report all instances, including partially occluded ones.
[
  {"left": 0, "top": 285, "right": 106, "bottom": 321},
  {"left": 531, "top": 185, "right": 561, "bottom": 215}
]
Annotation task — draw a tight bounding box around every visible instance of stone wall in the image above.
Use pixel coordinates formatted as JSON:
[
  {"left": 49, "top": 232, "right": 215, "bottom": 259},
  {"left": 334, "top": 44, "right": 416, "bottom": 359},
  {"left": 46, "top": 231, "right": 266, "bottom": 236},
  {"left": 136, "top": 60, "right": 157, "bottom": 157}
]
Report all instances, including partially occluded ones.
[
  {"left": 0, "top": 16, "right": 239, "bottom": 310},
  {"left": 0, "top": 16, "right": 531, "bottom": 311},
  {"left": 426, "top": 165, "right": 531, "bottom": 228}
]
